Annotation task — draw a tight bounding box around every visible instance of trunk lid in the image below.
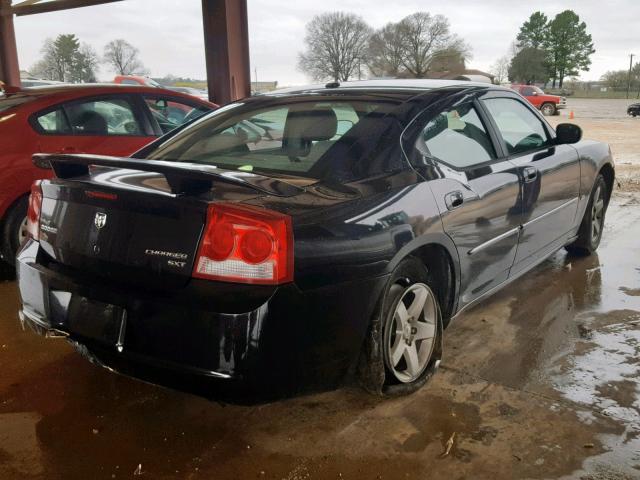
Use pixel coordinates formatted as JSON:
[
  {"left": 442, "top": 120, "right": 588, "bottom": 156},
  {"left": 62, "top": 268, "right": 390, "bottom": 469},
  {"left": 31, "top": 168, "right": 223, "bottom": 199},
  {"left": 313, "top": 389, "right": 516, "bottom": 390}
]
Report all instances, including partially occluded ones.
[{"left": 34, "top": 154, "right": 305, "bottom": 288}]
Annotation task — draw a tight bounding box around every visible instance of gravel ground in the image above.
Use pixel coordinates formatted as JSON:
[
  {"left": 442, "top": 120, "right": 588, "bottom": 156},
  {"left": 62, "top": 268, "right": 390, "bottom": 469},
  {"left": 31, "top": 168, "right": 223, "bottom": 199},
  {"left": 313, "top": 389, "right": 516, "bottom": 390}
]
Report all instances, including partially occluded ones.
[{"left": 548, "top": 98, "right": 640, "bottom": 192}]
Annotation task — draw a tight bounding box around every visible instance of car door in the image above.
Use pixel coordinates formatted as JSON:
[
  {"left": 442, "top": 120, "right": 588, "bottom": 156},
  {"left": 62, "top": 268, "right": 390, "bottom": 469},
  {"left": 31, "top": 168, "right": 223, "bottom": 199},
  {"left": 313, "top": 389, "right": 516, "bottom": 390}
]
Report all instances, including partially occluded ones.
[
  {"left": 481, "top": 93, "right": 580, "bottom": 274},
  {"left": 33, "top": 95, "right": 154, "bottom": 157},
  {"left": 519, "top": 86, "right": 541, "bottom": 108},
  {"left": 406, "top": 94, "right": 523, "bottom": 307}
]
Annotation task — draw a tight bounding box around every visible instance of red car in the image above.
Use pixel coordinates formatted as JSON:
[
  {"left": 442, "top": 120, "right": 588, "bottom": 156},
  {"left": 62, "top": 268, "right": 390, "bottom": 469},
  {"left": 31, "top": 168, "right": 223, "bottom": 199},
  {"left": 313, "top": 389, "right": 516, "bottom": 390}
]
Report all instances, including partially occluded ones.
[
  {"left": 0, "top": 84, "right": 217, "bottom": 265},
  {"left": 511, "top": 84, "right": 567, "bottom": 116},
  {"left": 113, "top": 75, "right": 162, "bottom": 87}
]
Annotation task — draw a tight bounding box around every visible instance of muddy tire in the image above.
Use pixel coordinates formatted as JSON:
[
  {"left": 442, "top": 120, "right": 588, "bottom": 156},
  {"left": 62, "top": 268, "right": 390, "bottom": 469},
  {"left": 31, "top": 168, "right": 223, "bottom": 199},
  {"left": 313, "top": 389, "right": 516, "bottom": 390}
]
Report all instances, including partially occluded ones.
[
  {"left": 566, "top": 174, "right": 608, "bottom": 256},
  {"left": 358, "top": 257, "right": 442, "bottom": 396},
  {"left": 1, "top": 196, "right": 28, "bottom": 266},
  {"left": 540, "top": 103, "right": 556, "bottom": 116}
]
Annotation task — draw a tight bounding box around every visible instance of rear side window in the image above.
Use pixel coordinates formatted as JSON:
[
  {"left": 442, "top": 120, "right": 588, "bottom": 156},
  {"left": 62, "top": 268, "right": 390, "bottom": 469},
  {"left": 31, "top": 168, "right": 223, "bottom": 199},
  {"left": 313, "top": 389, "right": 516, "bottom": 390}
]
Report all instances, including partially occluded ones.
[
  {"left": 36, "top": 108, "right": 71, "bottom": 134},
  {"left": 483, "top": 98, "right": 550, "bottom": 155},
  {"left": 147, "top": 99, "right": 396, "bottom": 179},
  {"left": 417, "top": 102, "right": 496, "bottom": 169},
  {"left": 65, "top": 98, "right": 143, "bottom": 136}
]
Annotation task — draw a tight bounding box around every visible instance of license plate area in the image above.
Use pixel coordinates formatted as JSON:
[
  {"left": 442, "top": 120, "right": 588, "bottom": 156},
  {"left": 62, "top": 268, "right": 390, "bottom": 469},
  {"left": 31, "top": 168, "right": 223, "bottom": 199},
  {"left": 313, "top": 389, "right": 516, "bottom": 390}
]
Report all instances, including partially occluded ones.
[{"left": 66, "top": 296, "right": 125, "bottom": 345}]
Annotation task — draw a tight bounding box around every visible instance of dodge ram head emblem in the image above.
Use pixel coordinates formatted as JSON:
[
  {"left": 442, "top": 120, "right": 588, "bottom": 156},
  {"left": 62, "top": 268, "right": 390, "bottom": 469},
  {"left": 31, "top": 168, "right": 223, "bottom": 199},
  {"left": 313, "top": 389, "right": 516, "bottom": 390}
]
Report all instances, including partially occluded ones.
[{"left": 94, "top": 212, "right": 107, "bottom": 229}]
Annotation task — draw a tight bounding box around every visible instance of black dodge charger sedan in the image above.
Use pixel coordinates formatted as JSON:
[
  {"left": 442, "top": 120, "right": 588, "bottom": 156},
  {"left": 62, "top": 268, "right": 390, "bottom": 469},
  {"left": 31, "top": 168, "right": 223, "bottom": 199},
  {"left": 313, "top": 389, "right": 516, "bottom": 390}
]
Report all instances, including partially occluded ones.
[{"left": 17, "top": 80, "right": 614, "bottom": 401}]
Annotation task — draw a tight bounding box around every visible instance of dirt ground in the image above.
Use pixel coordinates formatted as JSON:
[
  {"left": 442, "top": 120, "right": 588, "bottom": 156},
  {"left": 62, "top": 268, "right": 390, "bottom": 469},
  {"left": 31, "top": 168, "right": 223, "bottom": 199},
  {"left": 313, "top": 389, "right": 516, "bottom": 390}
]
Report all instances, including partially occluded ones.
[
  {"left": 548, "top": 98, "right": 640, "bottom": 193},
  {"left": 0, "top": 98, "right": 639, "bottom": 480}
]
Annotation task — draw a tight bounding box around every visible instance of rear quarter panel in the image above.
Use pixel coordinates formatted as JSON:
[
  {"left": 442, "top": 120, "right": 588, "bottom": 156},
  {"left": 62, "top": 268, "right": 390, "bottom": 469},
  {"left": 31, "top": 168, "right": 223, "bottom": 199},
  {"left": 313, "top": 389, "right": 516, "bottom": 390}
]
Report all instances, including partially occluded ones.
[
  {"left": 248, "top": 171, "right": 452, "bottom": 289},
  {"left": 0, "top": 110, "right": 50, "bottom": 218}
]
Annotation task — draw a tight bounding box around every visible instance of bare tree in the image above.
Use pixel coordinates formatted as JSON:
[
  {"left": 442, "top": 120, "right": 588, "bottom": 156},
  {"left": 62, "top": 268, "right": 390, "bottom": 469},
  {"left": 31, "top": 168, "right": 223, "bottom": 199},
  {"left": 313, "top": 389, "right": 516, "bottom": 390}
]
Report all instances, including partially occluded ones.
[
  {"left": 367, "top": 22, "right": 405, "bottom": 77},
  {"left": 103, "top": 39, "right": 146, "bottom": 75},
  {"left": 397, "top": 13, "right": 470, "bottom": 78},
  {"left": 490, "top": 55, "right": 511, "bottom": 84},
  {"left": 298, "top": 12, "right": 372, "bottom": 82}
]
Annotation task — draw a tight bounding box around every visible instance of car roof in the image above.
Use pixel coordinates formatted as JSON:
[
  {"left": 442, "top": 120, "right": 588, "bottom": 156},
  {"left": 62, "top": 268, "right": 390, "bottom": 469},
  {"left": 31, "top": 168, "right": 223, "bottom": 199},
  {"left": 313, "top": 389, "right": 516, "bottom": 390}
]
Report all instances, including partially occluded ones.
[
  {"left": 269, "top": 79, "right": 502, "bottom": 96},
  {"left": 3, "top": 83, "right": 217, "bottom": 106},
  {"left": 15, "top": 83, "right": 164, "bottom": 95}
]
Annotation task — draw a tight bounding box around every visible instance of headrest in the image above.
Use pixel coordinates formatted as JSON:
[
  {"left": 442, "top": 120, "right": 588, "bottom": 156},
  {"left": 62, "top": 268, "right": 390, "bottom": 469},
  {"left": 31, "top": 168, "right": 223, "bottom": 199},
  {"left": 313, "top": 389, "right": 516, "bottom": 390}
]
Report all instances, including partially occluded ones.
[
  {"left": 283, "top": 107, "right": 338, "bottom": 158},
  {"left": 76, "top": 111, "right": 108, "bottom": 135}
]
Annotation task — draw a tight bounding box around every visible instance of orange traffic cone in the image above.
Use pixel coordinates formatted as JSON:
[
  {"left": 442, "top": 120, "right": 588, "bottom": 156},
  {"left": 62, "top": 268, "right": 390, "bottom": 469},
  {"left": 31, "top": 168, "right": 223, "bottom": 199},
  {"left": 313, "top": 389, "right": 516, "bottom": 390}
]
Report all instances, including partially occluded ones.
[{"left": 569, "top": 111, "right": 575, "bottom": 119}]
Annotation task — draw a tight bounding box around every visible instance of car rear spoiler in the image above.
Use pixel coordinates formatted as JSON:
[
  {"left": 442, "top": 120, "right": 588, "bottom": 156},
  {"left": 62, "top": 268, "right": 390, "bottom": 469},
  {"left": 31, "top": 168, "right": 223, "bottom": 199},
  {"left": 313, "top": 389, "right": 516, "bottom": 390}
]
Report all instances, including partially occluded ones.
[{"left": 32, "top": 153, "right": 304, "bottom": 197}]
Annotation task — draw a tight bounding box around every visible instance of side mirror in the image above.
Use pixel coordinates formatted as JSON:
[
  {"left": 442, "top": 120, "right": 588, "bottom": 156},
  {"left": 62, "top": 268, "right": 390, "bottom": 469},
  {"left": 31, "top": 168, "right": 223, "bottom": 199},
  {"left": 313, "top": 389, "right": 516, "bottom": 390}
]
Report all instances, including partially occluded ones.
[
  {"left": 555, "top": 123, "right": 582, "bottom": 144},
  {"left": 531, "top": 91, "right": 538, "bottom": 96}
]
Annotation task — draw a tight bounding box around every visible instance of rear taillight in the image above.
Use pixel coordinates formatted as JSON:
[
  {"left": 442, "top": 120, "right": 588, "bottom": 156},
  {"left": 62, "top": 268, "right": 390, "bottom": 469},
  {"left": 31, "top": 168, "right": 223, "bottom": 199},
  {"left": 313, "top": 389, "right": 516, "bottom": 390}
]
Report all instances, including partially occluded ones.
[
  {"left": 26, "top": 180, "right": 43, "bottom": 241},
  {"left": 193, "top": 203, "right": 293, "bottom": 285}
]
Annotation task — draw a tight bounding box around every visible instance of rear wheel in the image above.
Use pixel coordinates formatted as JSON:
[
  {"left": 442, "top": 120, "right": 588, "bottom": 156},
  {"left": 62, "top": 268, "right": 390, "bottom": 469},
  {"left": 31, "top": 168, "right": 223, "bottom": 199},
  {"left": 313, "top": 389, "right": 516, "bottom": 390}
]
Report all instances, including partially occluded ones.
[
  {"left": 359, "top": 257, "right": 442, "bottom": 396},
  {"left": 566, "top": 174, "right": 608, "bottom": 256},
  {"left": 541, "top": 103, "right": 556, "bottom": 116},
  {"left": 1, "top": 197, "right": 28, "bottom": 266}
]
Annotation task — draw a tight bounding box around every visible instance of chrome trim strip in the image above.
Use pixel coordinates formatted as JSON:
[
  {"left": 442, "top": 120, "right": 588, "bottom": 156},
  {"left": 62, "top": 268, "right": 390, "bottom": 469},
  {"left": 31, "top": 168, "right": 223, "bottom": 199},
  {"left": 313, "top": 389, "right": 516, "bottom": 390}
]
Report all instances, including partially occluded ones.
[
  {"left": 468, "top": 227, "right": 520, "bottom": 256},
  {"left": 522, "top": 198, "right": 578, "bottom": 228}
]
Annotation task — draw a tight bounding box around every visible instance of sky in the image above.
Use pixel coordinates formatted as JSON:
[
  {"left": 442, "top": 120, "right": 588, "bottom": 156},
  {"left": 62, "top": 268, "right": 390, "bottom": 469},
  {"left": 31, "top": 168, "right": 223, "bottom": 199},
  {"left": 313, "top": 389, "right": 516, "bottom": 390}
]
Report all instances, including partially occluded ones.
[{"left": 13, "top": 0, "right": 640, "bottom": 86}]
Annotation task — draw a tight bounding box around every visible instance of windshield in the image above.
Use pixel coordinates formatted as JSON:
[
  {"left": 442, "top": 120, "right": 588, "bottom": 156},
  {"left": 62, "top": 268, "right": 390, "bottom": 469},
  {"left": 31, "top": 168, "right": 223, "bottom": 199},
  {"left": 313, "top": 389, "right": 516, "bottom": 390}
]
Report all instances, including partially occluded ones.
[{"left": 147, "top": 97, "right": 402, "bottom": 180}]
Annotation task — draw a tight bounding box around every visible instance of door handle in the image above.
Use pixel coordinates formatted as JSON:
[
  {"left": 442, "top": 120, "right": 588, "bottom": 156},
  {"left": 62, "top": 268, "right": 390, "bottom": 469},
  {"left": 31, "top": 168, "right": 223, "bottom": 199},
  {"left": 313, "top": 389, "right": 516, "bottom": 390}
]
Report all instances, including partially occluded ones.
[
  {"left": 444, "top": 191, "right": 464, "bottom": 210},
  {"left": 523, "top": 166, "right": 538, "bottom": 183}
]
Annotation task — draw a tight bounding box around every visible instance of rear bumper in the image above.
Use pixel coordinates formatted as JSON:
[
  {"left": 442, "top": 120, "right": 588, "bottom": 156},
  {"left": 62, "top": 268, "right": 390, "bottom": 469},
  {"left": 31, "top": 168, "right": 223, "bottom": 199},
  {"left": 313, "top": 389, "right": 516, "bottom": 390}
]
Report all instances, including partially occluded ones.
[{"left": 17, "top": 241, "right": 388, "bottom": 401}]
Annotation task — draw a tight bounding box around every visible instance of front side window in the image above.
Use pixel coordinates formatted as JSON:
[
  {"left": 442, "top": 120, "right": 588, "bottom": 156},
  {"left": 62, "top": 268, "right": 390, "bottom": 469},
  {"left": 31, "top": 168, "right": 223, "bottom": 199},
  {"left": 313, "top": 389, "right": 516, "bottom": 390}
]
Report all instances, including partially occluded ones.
[
  {"left": 417, "top": 102, "right": 496, "bottom": 169},
  {"left": 144, "top": 96, "right": 210, "bottom": 134},
  {"left": 483, "top": 98, "right": 550, "bottom": 155},
  {"left": 65, "top": 98, "right": 143, "bottom": 136},
  {"left": 147, "top": 99, "right": 397, "bottom": 179}
]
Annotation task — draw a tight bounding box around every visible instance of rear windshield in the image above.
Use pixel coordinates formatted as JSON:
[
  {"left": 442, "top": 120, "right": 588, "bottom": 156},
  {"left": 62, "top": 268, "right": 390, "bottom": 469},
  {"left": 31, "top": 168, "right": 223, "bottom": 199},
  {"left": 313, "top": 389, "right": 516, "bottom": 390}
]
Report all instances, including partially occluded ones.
[
  {"left": 0, "top": 94, "right": 34, "bottom": 114},
  {"left": 146, "top": 97, "right": 402, "bottom": 180}
]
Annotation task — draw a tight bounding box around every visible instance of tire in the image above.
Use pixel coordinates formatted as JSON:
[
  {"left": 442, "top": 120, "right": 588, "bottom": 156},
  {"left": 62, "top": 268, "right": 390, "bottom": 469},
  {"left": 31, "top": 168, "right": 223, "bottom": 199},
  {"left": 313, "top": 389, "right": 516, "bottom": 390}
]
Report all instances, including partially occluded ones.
[
  {"left": 1, "top": 196, "right": 28, "bottom": 266},
  {"left": 565, "top": 174, "right": 608, "bottom": 256},
  {"left": 540, "top": 103, "right": 556, "bottom": 116},
  {"left": 358, "top": 257, "right": 443, "bottom": 396}
]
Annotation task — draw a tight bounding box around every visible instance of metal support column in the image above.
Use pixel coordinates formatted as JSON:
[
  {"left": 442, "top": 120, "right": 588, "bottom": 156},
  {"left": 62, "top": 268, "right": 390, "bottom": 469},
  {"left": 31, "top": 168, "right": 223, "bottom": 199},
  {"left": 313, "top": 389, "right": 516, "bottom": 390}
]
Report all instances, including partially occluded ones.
[
  {"left": 0, "top": 0, "right": 20, "bottom": 86},
  {"left": 201, "top": 0, "right": 251, "bottom": 105}
]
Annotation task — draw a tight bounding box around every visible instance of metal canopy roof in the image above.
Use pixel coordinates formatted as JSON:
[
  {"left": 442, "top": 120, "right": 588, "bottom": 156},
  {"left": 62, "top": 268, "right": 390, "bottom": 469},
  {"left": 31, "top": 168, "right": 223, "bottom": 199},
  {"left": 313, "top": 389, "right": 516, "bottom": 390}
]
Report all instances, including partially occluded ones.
[
  {"left": 0, "top": 0, "right": 251, "bottom": 105},
  {"left": 3, "top": 0, "right": 122, "bottom": 16}
]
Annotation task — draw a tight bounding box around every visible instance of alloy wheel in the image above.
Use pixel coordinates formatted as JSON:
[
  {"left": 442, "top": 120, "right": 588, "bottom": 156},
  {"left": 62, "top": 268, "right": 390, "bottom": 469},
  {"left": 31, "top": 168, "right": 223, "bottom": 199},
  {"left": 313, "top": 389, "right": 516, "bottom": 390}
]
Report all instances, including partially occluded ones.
[
  {"left": 591, "top": 185, "right": 605, "bottom": 243},
  {"left": 541, "top": 104, "right": 555, "bottom": 116},
  {"left": 384, "top": 283, "right": 437, "bottom": 383}
]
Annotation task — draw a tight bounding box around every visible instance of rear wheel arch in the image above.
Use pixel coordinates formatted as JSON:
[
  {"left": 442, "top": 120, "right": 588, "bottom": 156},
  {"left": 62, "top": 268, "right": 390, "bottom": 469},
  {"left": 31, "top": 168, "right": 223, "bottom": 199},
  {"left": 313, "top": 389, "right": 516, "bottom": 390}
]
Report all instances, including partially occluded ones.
[
  {"left": 0, "top": 193, "right": 29, "bottom": 264},
  {"left": 388, "top": 238, "right": 459, "bottom": 323},
  {"left": 407, "top": 243, "right": 457, "bottom": 323},
  {"left": 599, "top": 163, "right": 615, "bottom": 205}
]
